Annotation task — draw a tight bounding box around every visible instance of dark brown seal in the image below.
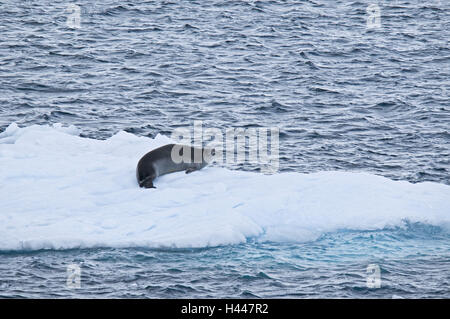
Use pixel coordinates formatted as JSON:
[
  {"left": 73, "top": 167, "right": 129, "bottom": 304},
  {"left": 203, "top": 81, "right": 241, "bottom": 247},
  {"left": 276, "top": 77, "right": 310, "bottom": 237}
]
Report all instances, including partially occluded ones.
[{"left": 136, "top": 144, "right": 215, "bottom": 188}]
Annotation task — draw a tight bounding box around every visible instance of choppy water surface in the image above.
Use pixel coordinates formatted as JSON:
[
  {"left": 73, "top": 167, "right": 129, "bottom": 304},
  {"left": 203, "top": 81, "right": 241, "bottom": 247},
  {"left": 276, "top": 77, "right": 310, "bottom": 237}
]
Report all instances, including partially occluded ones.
[
  {"left": 1, "top": 224, "right": 449, "bottom": 298},
  {"left": 0, "top": 0, "right": 449, "bottom": 298}
]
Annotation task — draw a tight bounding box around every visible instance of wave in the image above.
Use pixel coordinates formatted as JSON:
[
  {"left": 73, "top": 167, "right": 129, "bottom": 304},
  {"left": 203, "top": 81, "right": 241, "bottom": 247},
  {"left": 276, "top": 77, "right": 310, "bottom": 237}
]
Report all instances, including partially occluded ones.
[{"left": 0, "top": 123, "right": 449, "bottom": 251}]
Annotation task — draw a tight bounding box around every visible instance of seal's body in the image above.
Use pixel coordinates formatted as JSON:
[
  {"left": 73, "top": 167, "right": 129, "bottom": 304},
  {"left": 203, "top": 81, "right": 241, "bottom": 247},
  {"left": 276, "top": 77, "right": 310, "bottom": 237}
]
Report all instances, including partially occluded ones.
[{"left": 136, "top": 144, "right": 213, "bottom": 188}]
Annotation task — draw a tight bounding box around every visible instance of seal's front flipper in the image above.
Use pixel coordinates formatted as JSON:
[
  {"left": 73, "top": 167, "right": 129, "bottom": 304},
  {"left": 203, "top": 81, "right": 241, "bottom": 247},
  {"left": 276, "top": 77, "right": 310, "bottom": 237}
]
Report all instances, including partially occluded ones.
[
  {"left": 139, "top": 177, "right": 156, "bottom": 189},
  {"left": 144, "top": 180, "right": 156, "bottom": 188},
  {"left": 185, "top": 167, "right": 198, "bottom": 174}
]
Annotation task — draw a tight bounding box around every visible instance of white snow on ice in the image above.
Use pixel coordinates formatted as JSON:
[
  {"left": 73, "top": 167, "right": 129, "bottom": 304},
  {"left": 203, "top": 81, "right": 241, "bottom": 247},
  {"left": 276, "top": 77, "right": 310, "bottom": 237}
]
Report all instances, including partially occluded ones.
[{"left": 0, "top": 123, "right": 449, "bottom": 250}]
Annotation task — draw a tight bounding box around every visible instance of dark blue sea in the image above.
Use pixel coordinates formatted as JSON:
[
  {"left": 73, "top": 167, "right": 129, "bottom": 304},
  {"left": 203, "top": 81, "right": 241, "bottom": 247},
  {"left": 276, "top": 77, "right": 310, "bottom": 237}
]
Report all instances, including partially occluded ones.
[{"left": 0, "top": 0, "right": 449, "bottom": 298}]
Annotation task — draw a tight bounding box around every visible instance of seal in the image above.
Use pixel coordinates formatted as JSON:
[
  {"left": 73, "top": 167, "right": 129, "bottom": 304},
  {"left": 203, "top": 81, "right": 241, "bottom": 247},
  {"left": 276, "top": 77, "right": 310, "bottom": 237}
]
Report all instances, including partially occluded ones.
[{"left": 136, "top": 144, "right": 215, "bottom": 188}]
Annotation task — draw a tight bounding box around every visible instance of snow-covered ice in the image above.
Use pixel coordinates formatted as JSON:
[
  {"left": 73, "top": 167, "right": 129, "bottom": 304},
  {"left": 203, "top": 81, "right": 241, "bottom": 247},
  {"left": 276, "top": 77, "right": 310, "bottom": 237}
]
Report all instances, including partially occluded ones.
[{"left": 0, "top": 123, "right": 449, "bottom": 250}]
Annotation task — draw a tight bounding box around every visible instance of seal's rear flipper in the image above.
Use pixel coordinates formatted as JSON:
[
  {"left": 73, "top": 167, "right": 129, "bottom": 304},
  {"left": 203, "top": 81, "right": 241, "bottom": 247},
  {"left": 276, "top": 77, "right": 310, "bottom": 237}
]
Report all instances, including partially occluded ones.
[{"left": 185, "top": 167, "right": 198, "bottom": 174}]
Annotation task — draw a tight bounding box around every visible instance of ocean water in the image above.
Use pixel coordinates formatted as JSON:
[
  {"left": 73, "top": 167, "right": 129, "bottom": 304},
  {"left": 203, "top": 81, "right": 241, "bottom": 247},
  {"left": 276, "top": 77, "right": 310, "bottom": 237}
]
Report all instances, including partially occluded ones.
[{"left": 0, "top": 0, "right": 449, "bottom": 298}]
